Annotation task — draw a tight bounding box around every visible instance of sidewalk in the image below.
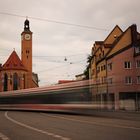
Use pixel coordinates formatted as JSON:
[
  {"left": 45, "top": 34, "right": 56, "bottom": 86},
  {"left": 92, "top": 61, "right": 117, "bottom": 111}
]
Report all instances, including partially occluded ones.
[{"left": 84, "top": 109, "right": 140, "bottom": 121}]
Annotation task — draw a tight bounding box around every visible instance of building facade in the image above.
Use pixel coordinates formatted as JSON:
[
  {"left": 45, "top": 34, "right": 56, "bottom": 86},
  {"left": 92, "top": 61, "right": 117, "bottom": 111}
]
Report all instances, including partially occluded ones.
[
  {"left": 89, "top": 24, "right": 140, "bottom": 110},
  {"left": 75, "top": 73, "right": 86, "bottom": 81},
  {"left": 0, "top": 19, "right": 39, "bottom": 92}
]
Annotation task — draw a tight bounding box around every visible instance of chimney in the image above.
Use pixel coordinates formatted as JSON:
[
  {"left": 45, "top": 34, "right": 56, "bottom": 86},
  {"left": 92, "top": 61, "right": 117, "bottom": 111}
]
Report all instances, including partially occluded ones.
[{"left": 131, "top": 24, "right": 137, "bottom": 45}]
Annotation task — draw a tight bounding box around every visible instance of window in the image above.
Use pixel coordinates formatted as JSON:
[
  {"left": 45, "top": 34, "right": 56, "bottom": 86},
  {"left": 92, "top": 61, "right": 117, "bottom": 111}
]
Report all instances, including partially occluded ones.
[
  {"left": 101, "top": 65, "right": 106, "bottom": 71},
  {"left": 101, "top": 77, "right": 106, "bottom": 83},
  {"left": 108, "top": 63, "right": 112, "bottom": 71},
  {"left": 13, "top": 73, "right": 18, "bottom": 90},
  {"left": 135, "top": 47, "right": 140, "bottom": 54},
  {"left": 103, "top": 65, "right": 106, "bottom": 70},
  {"left": 124, "top": 61, "right": 131, "bottom": 69},
  {"left": 97, "top": 66, "right": 100, "bottom": 73},
  {"left": 136, "top": 60, "right": 140, "bottom": 68},
  {"left": 125, "top": 76, "right": 132, "bottom": 84},
  {"left": 101, "top": 66, "right": 103, "bottom": 71},
  {"left": 108, "top": 78, "right": 112, "bottom": 84},
  {"left": 102, "top": 76, "right": 107, "bottom": 83},
  {"left": 26, "top": 50, "right": 28, "bottom": 53},
  {"left": 137, "top": 76, "right": 140, "bottom": 84},
  {"left": 10, "top": 75, "right": 12, "bottom": 85}
]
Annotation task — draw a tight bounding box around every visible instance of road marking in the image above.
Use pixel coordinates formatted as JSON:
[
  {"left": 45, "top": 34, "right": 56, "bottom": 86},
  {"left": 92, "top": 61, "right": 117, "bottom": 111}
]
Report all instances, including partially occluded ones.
[
  {"left": 5, "top": 111, "right": 70, "bottom": 140},
  {"left": 0, "top": 132, "right": 9, "bottom": 140},
  {"left": 41, "top": 113, "right": 140, "bottom": 130}
]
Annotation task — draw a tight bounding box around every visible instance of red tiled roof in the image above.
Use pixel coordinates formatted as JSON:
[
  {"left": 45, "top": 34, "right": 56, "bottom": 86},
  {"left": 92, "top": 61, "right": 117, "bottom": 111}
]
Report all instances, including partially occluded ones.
[{"left": 2, "top": 50, "right": 27, "bottom": 71}]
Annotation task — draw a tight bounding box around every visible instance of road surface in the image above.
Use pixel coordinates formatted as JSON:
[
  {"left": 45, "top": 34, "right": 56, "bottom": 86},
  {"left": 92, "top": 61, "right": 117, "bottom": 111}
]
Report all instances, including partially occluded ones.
[{"left": 0, "top": 111, "right": 140, "bottom": 140}]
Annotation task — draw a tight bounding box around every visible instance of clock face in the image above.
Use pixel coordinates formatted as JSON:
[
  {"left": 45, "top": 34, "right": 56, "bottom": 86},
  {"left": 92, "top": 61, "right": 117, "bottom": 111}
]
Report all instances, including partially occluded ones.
[{"left": 25, "top": 34, "right": 31, "bottom": 40}]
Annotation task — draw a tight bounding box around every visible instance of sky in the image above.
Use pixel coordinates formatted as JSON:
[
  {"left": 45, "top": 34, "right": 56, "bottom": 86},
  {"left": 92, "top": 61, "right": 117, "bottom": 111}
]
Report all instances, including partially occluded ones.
[{"left": 0, "top": 0, "right": 140, "bottom": 86}]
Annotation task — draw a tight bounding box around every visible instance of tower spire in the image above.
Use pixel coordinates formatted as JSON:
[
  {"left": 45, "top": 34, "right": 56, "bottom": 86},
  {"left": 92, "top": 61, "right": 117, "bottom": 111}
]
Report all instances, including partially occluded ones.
[{"left": 24, "top": 18, "right": 30, "bottom": 31}]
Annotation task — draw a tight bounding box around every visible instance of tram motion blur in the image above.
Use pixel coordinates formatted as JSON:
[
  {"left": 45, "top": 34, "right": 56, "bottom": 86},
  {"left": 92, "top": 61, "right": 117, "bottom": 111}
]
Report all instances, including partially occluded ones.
[{"left": 0, "top": 80, "right": 97, "bottom": 113}]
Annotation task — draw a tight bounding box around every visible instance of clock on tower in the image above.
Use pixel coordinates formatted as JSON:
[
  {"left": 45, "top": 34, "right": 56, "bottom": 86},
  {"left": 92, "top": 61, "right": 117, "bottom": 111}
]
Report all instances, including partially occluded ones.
[{"left": 25, "top": 34, "right": 31, "bottom": 40}]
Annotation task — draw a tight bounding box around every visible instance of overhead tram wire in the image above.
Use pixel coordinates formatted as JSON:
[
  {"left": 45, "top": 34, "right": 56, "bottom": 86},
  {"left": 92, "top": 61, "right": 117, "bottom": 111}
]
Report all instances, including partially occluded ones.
[
  {"left": 0, "top": 12, "right": 109, "bottom": 31},
  {"left": 33, "top": 53, "right": 89, "bottom": 62},
  {"left": 33, "top": 52, "right": 89, "bottom": 58},
  {"left": 36, "top": 59, "right": 86, "bottom": 73}
]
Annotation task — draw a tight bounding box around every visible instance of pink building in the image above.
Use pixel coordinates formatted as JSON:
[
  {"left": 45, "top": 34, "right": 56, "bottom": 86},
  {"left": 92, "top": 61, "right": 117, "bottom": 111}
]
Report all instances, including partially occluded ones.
[
  {"left": 106, "top": 25, "right": 140, "bottom": 110},
  {"left": 90, "top": 24, "right": 140, "bottom": 110}
]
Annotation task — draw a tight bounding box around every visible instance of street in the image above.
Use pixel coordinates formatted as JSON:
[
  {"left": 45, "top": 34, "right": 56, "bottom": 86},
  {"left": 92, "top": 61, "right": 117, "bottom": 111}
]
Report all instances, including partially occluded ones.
[{"left": 0, "top": 111, "right": 140, "bottom": 140}]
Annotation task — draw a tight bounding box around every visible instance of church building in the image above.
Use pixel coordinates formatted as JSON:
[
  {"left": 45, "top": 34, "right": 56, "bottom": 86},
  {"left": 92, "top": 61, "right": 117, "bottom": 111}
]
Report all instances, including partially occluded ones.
[{"left": 0, "top": 19, "right": 39, "bottom": 92}]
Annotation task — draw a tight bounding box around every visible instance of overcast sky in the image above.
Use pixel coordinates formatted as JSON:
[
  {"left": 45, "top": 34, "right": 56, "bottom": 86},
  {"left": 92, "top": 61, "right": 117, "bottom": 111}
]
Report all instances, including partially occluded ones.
[{"left": 0, "top": 0, "right": 140, "bottom": 86}]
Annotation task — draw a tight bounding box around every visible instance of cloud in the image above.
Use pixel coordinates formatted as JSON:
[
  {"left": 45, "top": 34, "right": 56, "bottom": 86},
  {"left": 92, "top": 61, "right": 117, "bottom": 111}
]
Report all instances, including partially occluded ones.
[{"left": 0, "top": 0, "right": 140, "bottom": 86}]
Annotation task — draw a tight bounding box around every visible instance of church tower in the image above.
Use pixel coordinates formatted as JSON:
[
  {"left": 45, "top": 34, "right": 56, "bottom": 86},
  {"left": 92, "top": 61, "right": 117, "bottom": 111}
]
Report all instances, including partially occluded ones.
[
  {"left": 21, "top": 19, "right": 33, "bottom": 88},
  {"left": 21, "top": 19, "right": 32, "bottom": 72}
]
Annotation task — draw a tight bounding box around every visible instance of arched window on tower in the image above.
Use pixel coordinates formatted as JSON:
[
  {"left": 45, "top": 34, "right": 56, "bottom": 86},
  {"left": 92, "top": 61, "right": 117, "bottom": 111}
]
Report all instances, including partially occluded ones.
[
  {"left": 4, "top": 73, "right": 8, "bottom": 91},
  {"left": 13, "top": 73, "right": 18, "bottom": 90}
]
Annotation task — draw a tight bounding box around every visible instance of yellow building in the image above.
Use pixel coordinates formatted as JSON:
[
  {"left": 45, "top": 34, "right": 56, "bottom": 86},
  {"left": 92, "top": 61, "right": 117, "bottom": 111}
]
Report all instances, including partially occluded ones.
[{"left": 89, "top": 25, "right": 123, "bottom": 107}]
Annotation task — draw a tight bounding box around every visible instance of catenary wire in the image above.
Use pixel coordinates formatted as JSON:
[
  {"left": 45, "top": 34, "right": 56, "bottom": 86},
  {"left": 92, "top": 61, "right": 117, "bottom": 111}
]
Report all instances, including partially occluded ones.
[{"left": 0, "top": 12, "right": 109, "bottom": 31}]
